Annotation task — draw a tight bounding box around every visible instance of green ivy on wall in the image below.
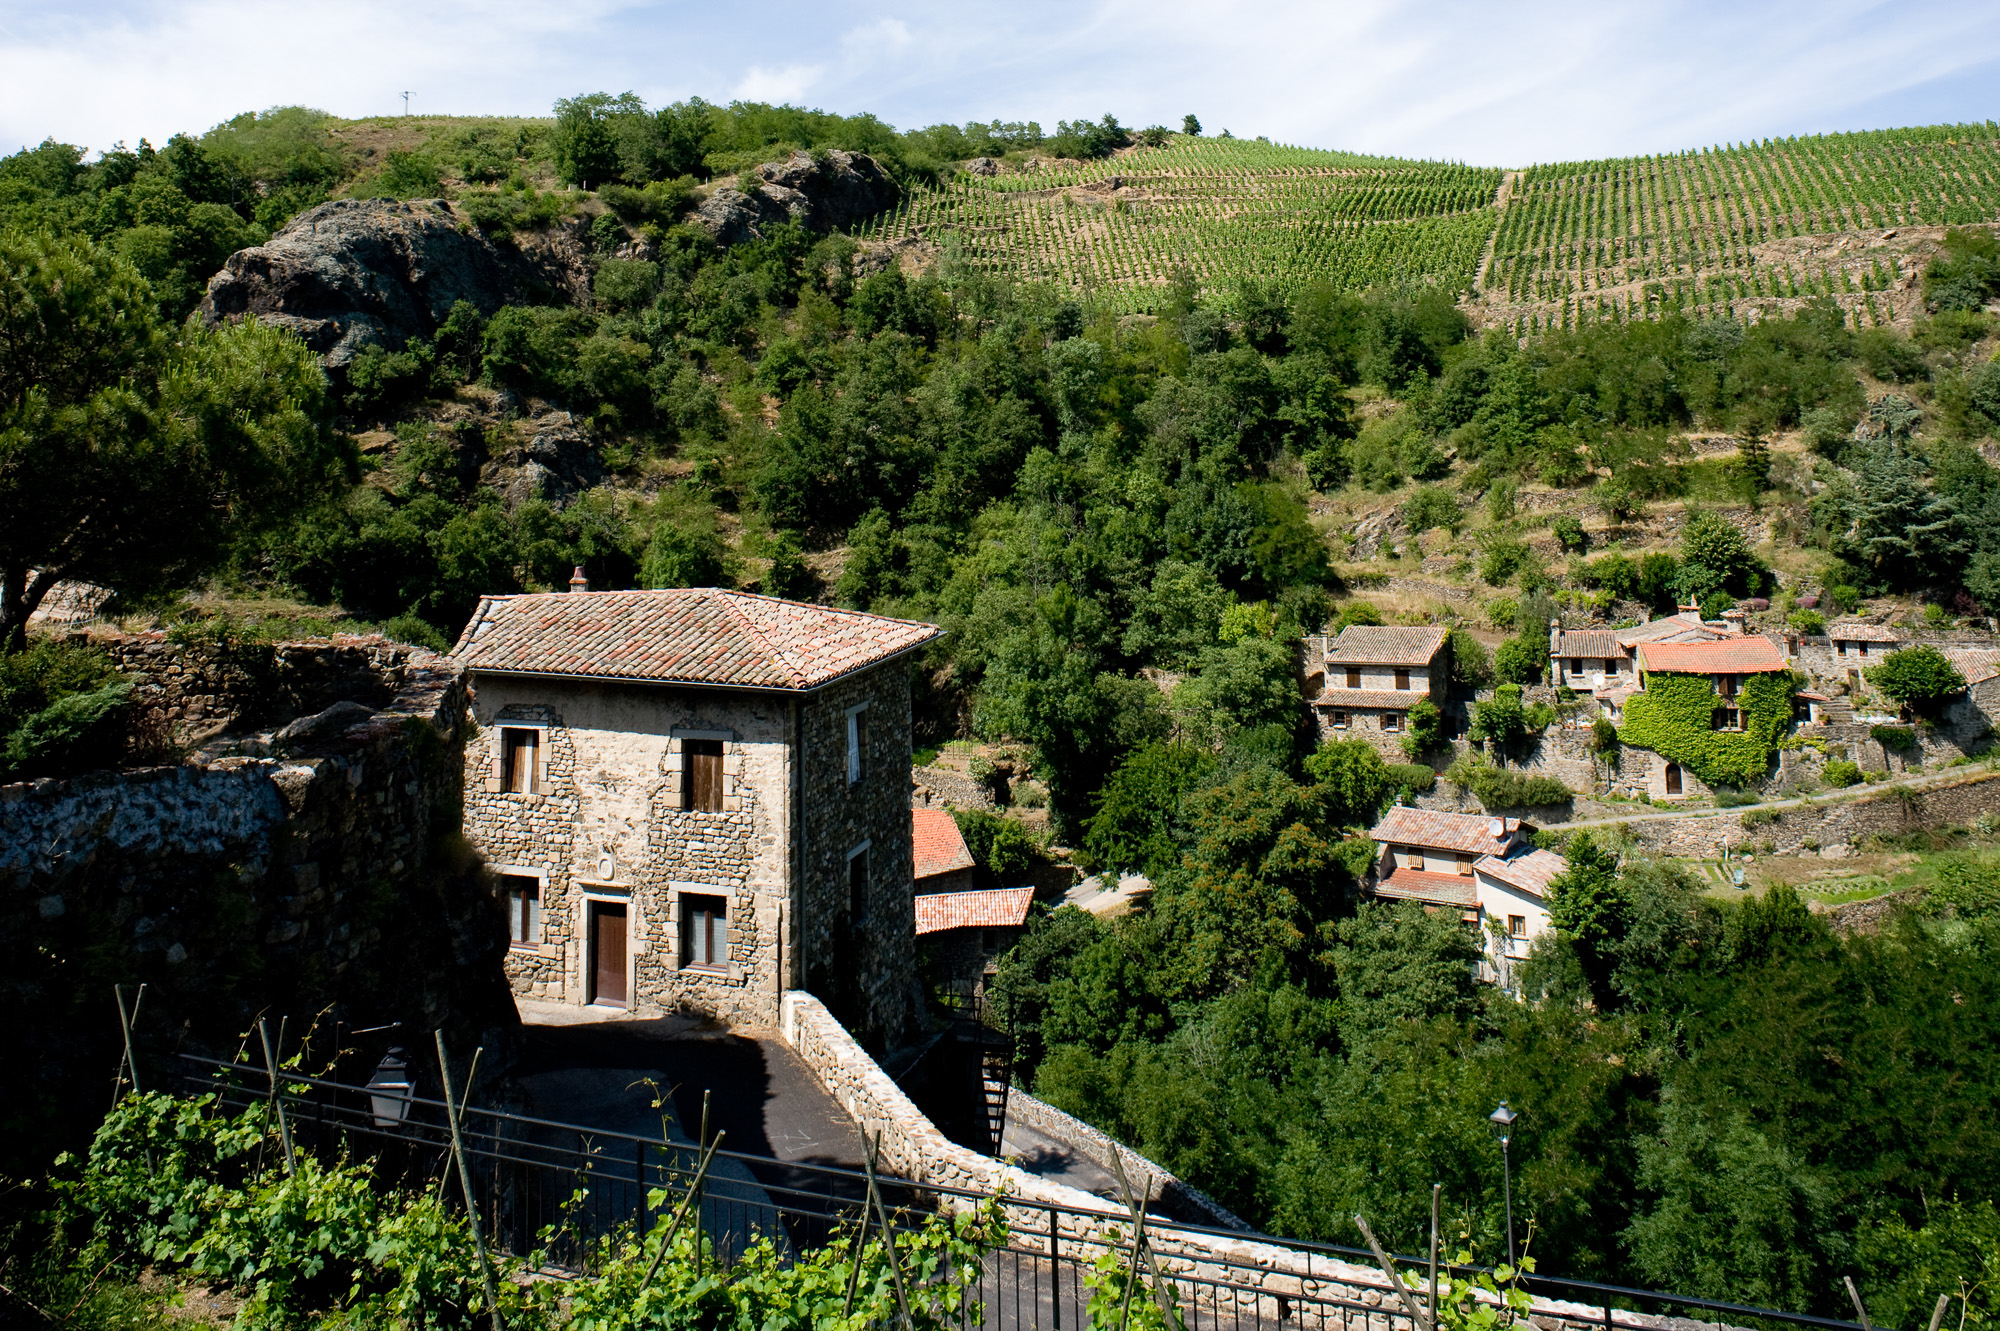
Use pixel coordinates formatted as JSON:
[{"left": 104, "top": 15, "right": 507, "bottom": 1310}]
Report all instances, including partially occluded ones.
[{"left": 1619, "top": 670, "right": 1795, "bottom": 787}]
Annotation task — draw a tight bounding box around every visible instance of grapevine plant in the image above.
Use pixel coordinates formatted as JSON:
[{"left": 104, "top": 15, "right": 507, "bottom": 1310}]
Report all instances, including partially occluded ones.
[{"left": 1618, "top": 671, "right": 1796, "bottom": 788}]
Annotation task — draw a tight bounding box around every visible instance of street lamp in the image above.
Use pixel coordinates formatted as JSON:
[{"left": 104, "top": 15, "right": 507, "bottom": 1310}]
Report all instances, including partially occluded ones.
[{"left": 1489, "top": 1101, "right": 1519, "bottom": 1269}]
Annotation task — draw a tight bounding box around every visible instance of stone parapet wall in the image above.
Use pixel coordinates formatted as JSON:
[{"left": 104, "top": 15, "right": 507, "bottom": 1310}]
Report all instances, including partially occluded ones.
[
  {"left": 778, "top": 991, "right": 1663, "bottom": 1331},
  {"left": 3, "top": 640, "right": 515, "bottom": 1173},
  {"left": 1005, "top": 1089, "right": 1250, "bottom": 1232}
]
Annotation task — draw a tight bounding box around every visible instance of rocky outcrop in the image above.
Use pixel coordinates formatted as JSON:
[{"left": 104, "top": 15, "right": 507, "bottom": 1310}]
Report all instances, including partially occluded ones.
[
  {"left": 201, "top": 199, "right": 515, "bottom": 365},
  {"left": 489, "top": 411, "right": 604, "bottom": 511},
  {"left": 689, "top": 149, "right": 898, "bottom": 245}
]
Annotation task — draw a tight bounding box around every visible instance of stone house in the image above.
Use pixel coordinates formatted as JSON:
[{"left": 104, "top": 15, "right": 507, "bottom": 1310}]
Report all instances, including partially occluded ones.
[
  {"left": 1308, "top": 625, "right": 1450, "bottom": 752},
  {"left": 1940, "top": 648, "right": 2000, "bottom": 735},
  {"left": 1553, "top": 607, "right": 1727, "bottom": 698},
  {"left": 1363, "top": 807, "right": 1566, "bottom": 989},
  {"left": 451, "top": 583, "right": 941, "bottom": 1046},
  {"left": 1630, "top": 635, "right": 1792, "bottom": 800},
  {"left": 1793, "top": 621, "right": 1905, "bottom": 702},
  {"left": 914, "top": 886, "right": 1034, "bottom": 996}
]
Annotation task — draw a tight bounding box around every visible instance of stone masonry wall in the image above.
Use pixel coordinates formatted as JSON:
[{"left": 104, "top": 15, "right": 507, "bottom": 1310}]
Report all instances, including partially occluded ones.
[
  {"left": 779, "top": 990, "right": 1678, "bottom": 1331},
  {"left": 3, "top": 637, "right": 514, "bottom": 1172},
  {"left": 1598, "top": 767, "right": 2000, "bottom": 858},
  {"left": 461, "top": 676, "right": 791, "bottom": 1028},
  {"left": 798, "top": 665, "right": 920, "bottom": 1049}
]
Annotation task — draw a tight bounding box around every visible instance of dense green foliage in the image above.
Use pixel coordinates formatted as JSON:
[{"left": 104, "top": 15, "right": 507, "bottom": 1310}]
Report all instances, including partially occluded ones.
[
  {"left": 1866, "top": 645, "right": 1969, "bottom": 715},
  {"left": 998, "top": 805, "right": 2000, "bottom": 1323},
  {"left": 1620, "top": 671, "right": 1795, "bottom": 788}
]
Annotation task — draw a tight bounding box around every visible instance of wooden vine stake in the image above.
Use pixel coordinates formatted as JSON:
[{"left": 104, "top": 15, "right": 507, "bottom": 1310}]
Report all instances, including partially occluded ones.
[
  {"left": 1356, "top": 1213, "right": 1434, "bottom": 1331},
  {"left": 436, "top": 1033, "right": 503, "bottom": 1331},
  {"left": 639, "top": 1127, "right": 725, "bottom": 1291},
  {"left": 256, "top": 1017, "right": 295, "bottom": 1176},
  {"left": 112, "top": 983, "right": 146, "bottom": 1103},
  {"left": 1107, "top": 1146, "right": 1182, "bottom": 1331},
  {"left": 861, "top": 1130, "right": 915, "bottom": 1331}
]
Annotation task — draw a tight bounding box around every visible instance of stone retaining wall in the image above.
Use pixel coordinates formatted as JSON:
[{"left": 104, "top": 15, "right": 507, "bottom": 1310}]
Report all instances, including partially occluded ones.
[
  {"left": 1593, "top": 768, "right": 2000, "bottom": 858},
  {"left": 777, "top": 991, "right": 1668, "bottom": 1331},
  {"left": 3, "top": 637, "right": 516, "bottom": 1174},
  {"left": 1005, "top": 1088, "right": 1251, "bottom": 1232}
]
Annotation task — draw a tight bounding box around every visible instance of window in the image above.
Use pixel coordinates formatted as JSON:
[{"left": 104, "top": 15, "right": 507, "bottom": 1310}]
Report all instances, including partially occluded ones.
[
  {"left": 1395, "top": 668, "right": 1411, "bottom": 690},
  {"left": 1401, "top": 846, "right": 1423, "bottom": 870},
  {"left": 846, "top": 707, "right": 867, "bottom": 785},
  {"left": 1604, "top": 658, "right": 1621, "bottom": 674},
  {"left": 848, "top": 848, "right": 869, "bottom": 922},
  {"left": 1713, "top": 707, "right": 1742, "bottom": 732},
  {"left": 1331, "top": 710, "right": 1350, "bottom": 730},
  {"left": 502, "top": 875, "right": 540, "bottom": 947},
  {"left": 681, "top": 893, "right": 729, "bottom": 969},
  {"left": 1382, "top": 711, "right": 1402, "bottom": 732},
  {"left": 1457, "top": 854, "right": 1475, "bottom": 876},
  {"left": 1508, "top": 915, "right": 1527, "bottom": 938},
  {"left": 1717, "top": 674, "right": 1738, "bottom": 698},
  {"left": 1569, "top": 658, "right": 1586, "bottom": 677},
  {"left": 1345, "top": 667, "right": 1361, "bottom": 689},
  {"left": 979, "top": 929, "right": 997, "bottom": 952},
  {"left": 500, "top": 728, "right": 539, "bottom": 794},
  {"left": 1837, "top": 641, "right": 1848, "bottom": 656},
  {"left": 682, "top": 739, "right": 724, "bottom": 812}
]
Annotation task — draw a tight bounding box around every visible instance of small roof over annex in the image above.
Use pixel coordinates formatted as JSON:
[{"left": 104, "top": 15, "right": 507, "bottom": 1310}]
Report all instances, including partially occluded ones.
[
  {"left": 913, "top": 808, "right": 976, "bottom": 882},
  {"left": 1370, "top": 807, "right": 1521, "bottom": 856},
  {"left": 452, "top": 587, "right": 943, "bottom": 691},
  {"left": 1828, "top": 621, "right": 1903, "bottom": 643},
  {"left": 1636, "top": 636, "right": 1789, "bottom": 676},
  {"left": 1942, "top": 648, "right": 2000, "bottom": 687},
  {"left": 1475, "top": 848, "right": 1568, "bottom": 899},
  {"left": 1552, "top": 629, "right": 1624, "bottom": 658},
  {"left": 914, "top": 886, "right": 1034, "bottom": 936},
  {"left": 1372, "top": 868, "right": 1477, "bottom": 909},
  {"left": 1615, "top": 614, "right": 1729, "bottom": 650},
  {"left": 1322, "top": 625, "right": 1449, "bottom": 667}
]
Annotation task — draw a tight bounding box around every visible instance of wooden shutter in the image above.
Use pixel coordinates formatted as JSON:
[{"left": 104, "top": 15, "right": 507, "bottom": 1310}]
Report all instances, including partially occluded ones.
[
  {"left": 685, "top": 740, "right": 724, "bottom": 812},
  {"left": 1345, "top": 667, "right": 1361, "bottom": 688}
]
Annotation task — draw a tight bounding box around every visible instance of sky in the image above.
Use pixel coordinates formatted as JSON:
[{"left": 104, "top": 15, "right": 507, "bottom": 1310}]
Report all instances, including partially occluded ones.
[{"left": 0, "top": 0, "right": 1996, "bottom": 166}]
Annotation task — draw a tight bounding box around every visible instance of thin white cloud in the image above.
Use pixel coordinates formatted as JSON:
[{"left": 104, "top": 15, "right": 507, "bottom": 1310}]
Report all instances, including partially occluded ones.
[{"left": 0, "top": 0, "right": 1995, "bottom": 164}]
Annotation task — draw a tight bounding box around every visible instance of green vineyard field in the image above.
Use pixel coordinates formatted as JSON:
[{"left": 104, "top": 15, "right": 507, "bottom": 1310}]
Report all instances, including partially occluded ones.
[{"left": 860, "top": 124, "right": 2000, "bottom": 326}]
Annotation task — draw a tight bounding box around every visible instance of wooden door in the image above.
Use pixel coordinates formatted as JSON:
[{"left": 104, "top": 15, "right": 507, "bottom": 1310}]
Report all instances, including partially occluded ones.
[
  {"left": 1664, "top": 762, "right": 1682, "bottom": 795},
  {"left": 590, "top": 902, "right": 627, "bottom": 1006}
]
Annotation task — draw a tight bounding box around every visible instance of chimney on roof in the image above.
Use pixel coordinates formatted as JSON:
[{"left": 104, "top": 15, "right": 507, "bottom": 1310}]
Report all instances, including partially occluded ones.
[
  {"left": 569, "top": 565, "right": 590, "bottom": 593},
  {"left": 1548, "top": 617, "right": 1560, "bottom": 659},
  {"left": 1677, "top": 602, "right": 1702, "bottom": 623},
  {"left": 1722, "top": 608, "right": 1747, "bottom": 635}
]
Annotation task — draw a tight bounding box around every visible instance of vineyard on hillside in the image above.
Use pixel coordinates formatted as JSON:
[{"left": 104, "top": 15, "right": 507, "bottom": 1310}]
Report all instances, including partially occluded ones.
[
  {"left": 1474, "top": 122, "right": 2000, "bottom": 333},
  {"left": 860, "top": 125, "right": 2000, "bottom": 328},
  {"left": 855, "top": 138, "right": 1504, "bottom": 313}
]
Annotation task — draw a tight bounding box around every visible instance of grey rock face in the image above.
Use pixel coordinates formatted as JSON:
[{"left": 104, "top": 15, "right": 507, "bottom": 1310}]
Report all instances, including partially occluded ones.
[
  {"left": 688, "top": 150, "right": 898, "bottom": 245},
  {"left": 494, "top": 411, "right": 604, "bottom": 511},
  {"left": 199, "top": 198, "right": 517, "bottom": 366},
  {"left": 965, "top": 156, "right": 1002, "bottom": 177}
]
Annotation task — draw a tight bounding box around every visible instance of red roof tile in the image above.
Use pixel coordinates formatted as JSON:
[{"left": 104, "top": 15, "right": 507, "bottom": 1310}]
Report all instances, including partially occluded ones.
[
  {"left": 1943, "top": 648, "right": 2000, "bottom": 687},
  {"left": 1475, "top": 848, "right": 1567, "bottom": 898},
  {"left": 451, "top": 589, "right": 942, "bottom": 691},
  {"left": 913, "top": 808, "right": 976, "bottom": 881},
  {"left": 1553, "top": 629, "right": 1624, "bottom": 658},
  {"left": 1616, "top": 617, "right": 1727, "bottom": 649},
  {"left": 1313, "top": 689, "right": 1426, "bottom": 709},
  {"left": 1829, "top": 621, "right": 1903, "bottom": 643},
  {"left": 1372, "top": 868, "right": 1478, "bottom": 908},
  {"left": 914, "top": 887, "right": 1034, "bottom": 935},
  {"left": 1637, "top": 637, "right": 1789, "bottom": 675},
  {"left": 1322, "top": 625, "right": 1449, "bottom": 666},
  {"left": 1369, "top": 807, "right": 1520, "bottom": 855}
]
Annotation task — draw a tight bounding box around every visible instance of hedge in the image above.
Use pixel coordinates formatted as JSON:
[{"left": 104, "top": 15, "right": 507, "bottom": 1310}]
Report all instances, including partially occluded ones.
[{"left": 1619, "top": 670, "right": 1794, "bottom": 788}]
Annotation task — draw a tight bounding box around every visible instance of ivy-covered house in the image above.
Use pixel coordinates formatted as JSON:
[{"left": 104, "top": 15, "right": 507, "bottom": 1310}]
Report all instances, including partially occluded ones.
[{"left": 1620, "top": 636, "right": 1796, "bottom": 799}]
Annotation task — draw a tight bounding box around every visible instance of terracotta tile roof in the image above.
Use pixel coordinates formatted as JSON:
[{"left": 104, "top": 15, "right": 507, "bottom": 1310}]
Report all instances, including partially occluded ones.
[
  {"left": 1943, "top": 648, "right": 2000, "bottom": 687},
  {"left": 1313, "top": 689, "right": 1425, "bottom": 709},
  {"left": 1616, "top": 617, "right": 1727, "bottom": 649},
  {"left": 1475, "top": 848, "right": 1568, "bottom": 898},
  {"left": 913, "top": 887, "right": 1034, "bottom": 936},
  {"left": 1829, "top": 621, "right": 1903, "bottom": 643},
  {"left": 1553, "top": 629, "right": 1624, "bottom": 658},
  {"left": 1797, "top": 690, "right": 1831, "bottom": 701},
  {"left": 1373, "top": 868, "right": 1478, "bottom": 908},
  {"left": 1637, "top": 636, "right": 1790, "bottom": 675},
  {"left": 1370, "top": 807, "right": 1520, "bottom": 855},
  {"left": 1595, "top": 683, "right": 1643, "bottom": 703},
  {"left": 451, "top": 588, "right": 942, "bottom": 690},
  {"left": 912, "top": 808, "right": 976, "bottom": 881},
  {"left": 1322, "top": 625, "right": 1449, "bottom": 667}
]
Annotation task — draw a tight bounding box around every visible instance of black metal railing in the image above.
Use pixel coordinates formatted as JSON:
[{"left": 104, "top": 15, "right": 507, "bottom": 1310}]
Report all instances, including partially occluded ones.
[{"left": 167, "top": 1055, "right": 1886, "bottom": 1331}]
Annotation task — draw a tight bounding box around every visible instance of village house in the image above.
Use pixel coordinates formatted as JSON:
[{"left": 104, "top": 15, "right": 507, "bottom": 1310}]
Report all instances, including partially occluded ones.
[
  {"left": 1308, "top": 625, "right": 1450, "bottom": 752},
  {"left": 1631, "top": 634, "right": 1793, "bottom": 799},
  {"left": 1364, "top": 807, "right": 1568, "bottom": 989},
  {"left": 908, "top": 807, "right": 1031, "bottom": 995},
  {"left": 1552, "top": 605, "right": 1729, "bottom": 696},
  {"left": 913, "top": 807, "right": 976, "bottom": 895},
  {"left": 450, "top": 578, "right": 941, "bottom": 1047}
]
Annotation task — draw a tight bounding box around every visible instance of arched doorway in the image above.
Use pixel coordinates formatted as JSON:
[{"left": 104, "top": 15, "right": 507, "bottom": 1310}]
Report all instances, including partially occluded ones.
[{"left": 1664, "top": 761, "right": 1683, "bottom": 795}]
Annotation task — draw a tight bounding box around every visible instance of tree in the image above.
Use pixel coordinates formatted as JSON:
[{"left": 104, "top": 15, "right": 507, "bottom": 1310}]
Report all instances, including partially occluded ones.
[
  {"left": 1182, "top": 115, "right": 1202, "bottom": 137},
  {"left": 1, "top": 231, "right": 341, "bottom": 650},
  {"left": 1402, "top": 696, "right": 1445, "bottom": 759},
  {"left": 550, "top": 93, "right": 629, "bottom": 189},
  {"left": 1303, "top": 738, "right": 1392, "bottom": 829},
  {"left": 1812, "top": 444, "right": 1966, "bottom": 593},
  {"left": 1677, "top": 510, "right": 1763, "bottom": 601},
  {"left": 1865, "top": 645, "right": 1967, "bottom": 715},
  {"left": 1084, "top": 742, "right": 1216, "bottom": 877},
  {"left": 1448, "top": 627, "right": 1492, "bottom": 691},
  {"left": 1546, "top": 833, "right": 1627, "bottom": 1002}
]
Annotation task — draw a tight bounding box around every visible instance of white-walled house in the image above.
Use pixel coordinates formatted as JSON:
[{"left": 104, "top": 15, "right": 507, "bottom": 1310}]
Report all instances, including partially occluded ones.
[{"left": 1364, "top": 807, "right": 1567, "bottom": 989}]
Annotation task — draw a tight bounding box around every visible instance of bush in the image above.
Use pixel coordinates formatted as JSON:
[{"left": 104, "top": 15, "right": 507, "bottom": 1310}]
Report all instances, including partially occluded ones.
[
  {"left": 381, "top": 613, "right": 448, "bottom": 652},
  {"left": 1866, "top": 646, "right": 1968, "bottom": 715},
  {"left": 1480, "top": 537, "right": 1530, "bottom": 586},
  {"left": 1788, "top": 608, "right": 1826, "bottom": 635},
  {"left": 1493, "top": 634, "right": 1548, "bottom": 686},
  {"left": 1447, "top": 755, "right": 1571, "bottom": 809},
  {"left": 1588, "top": 717, "right": 1619, "bottom": 753},
  {"left": 1824, "top": 759, "right": 1863, "bottom": 787},
  {"left": 1871, "top": 724, "right": 1917, "bottom": 752},
  {"left": 1486, "top": 597, "right": 1518, "bottom": 632},
  {"left": 1741, "top": 806, "right": 1781, "bottom": 828},
  {"left": 1385, "top": 762, "right": 1438, "bottom": 795},
  {"left": 1552, "top": 515, "right": 1587, "bottom": 552},
  {"left": 1401, "top": 696, "right": 1445, "bottom": 757},
  {"left": 1713, "top": 787, "right": 1758, "bottom": 807},
  {"left": 1400, "top": 486, "right": 1461, "bottom": 535}
]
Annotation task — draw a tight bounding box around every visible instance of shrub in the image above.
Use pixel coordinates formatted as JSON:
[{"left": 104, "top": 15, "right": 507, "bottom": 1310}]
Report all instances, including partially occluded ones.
[
  {"left": 1493, "top": 635, "right": 1547, "bottom": 686},
  {"left": 1486, "top": 597, "right": 1518, "bottom": 632},
  {"left": 1481, "top": 538, "right": 1530, "bottom": 586},
  {"left": 1741, "top": 806, "right": 1781, "bottom": 828},
  {"left": 1400, "top": 486, "right": 1461, "bottom": 535},
  {"left": 1385, "top": 762, "right": 1438, "bottom": 796},
  {"left": 1401, "top": 696, "right": 1446, "bottom": 758},
  {"left": 1871, "top": 724, "right": 1917, "bottom": 752},
  {"left": 1788, "top": 608, "right": 1826, "bottom": 635},
  {"left": 381, "top": 613, "right": 448, "bottom": 652},
  {"left": 1866, "top": 646, "right": 1967, "bottom": 715},
  {"left": 1713, "top": 787, "right": 1758, "bottom": 807},
  {"left": 1588, "top": 717, "right": 1619, "bottom": 753},
  {"left": 1447, "top": 755, "right": 1571, "bottom": 809},
  {"left": 1824, "top": 759, "right": 1863, "bottom": 787},
  {"left": 1552, "top": 515, "right": 1587, "bottom": 553}
]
